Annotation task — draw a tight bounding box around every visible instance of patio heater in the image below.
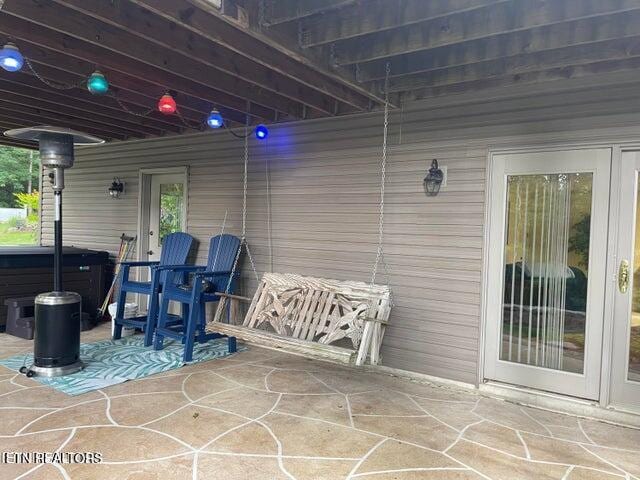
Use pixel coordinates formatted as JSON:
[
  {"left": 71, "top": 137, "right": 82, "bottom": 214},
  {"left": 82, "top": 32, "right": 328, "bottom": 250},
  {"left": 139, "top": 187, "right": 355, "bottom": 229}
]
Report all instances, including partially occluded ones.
[{"left": 4, "top": 126, "right": 104, "bottom": 377}]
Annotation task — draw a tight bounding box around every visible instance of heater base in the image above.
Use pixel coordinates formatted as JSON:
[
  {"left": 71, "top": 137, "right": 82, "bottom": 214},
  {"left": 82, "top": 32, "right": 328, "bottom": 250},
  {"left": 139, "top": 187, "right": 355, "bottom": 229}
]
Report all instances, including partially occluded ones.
[{"left": 24, "top": 361, "right": 84, "bottom": 378}]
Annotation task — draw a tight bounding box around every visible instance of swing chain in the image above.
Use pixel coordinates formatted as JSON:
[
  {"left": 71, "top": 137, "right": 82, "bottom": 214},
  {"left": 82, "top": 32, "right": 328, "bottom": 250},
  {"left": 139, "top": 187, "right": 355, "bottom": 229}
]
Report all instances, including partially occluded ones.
[
  {"left": 223, "top": 119, "right": 259, "bottom": 295},
  {"left": 371, "top": 62, "right": 391, "bottom": 286}
]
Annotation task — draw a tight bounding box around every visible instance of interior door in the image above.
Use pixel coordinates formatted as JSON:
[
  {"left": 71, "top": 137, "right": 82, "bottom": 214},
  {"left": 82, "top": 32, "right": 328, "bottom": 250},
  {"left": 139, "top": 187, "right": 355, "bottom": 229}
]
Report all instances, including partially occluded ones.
[
  {"left": 610, "top": 151, "right": 640, "bottom": 411},
  {"left": 147, "top": 173, "right": 187, "bottom": 262},
  {"left": 484, "top": 149, "right": 611, "bottom": 399}
]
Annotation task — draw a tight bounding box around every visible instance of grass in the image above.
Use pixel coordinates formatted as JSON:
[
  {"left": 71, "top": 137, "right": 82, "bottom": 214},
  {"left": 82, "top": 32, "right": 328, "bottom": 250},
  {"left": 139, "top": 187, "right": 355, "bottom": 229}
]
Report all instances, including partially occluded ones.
[{"left": 0, "top": 221, "right": 37, "bottom": 245}]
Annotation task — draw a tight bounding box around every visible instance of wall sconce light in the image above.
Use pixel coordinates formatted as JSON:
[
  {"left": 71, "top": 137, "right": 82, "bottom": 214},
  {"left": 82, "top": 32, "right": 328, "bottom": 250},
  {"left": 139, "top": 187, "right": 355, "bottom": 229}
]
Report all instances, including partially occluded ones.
[
  {"left": 108, "top": 178, "right": 124, "bottom": 199},
  {"left": 423, "top": 159, "right": 444, "bottom": 196}
]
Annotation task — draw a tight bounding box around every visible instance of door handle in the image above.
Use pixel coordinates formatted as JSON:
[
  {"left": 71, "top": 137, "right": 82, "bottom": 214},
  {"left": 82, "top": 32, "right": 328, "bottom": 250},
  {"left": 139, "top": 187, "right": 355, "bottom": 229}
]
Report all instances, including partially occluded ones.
[{"left": 619, "top": 259, "right": 630, "bottom": 293}]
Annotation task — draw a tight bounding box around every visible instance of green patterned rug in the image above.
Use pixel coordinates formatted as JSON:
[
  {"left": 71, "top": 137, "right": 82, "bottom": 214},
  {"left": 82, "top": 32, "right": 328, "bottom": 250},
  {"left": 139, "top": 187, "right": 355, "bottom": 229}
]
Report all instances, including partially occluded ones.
[{"left": 0, "top": 335, "right": 244, "bottom": 396}]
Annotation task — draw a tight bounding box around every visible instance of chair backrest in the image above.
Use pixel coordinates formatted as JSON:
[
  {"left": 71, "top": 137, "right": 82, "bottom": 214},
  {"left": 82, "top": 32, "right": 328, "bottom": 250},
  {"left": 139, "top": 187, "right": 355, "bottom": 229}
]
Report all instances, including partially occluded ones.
[
  {"left": 206, "top": 234, "right": 241, "bottom": 272},
  {"left": 158, "top": 232, "right": 194, "bottom": 284}
]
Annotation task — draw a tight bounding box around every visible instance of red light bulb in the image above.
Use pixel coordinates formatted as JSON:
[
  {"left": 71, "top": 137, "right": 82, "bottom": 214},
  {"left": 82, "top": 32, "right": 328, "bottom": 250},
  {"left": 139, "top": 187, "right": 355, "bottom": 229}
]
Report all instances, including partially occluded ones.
[{"left": 158, "top": 93, "right": 176, "bottom": 115}]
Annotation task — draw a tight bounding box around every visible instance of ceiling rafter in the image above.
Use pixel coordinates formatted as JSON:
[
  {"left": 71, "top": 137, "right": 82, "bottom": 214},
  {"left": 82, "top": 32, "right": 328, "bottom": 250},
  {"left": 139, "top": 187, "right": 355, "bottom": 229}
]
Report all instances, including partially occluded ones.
[
  {"left": 56, "top": 0, "right": 342, "bottom": 117},
  {"left": 356, "top": 8, "right": 640, "bottom": 83},
  {"left": 1, "top": 0, "right": 280, "bottom": 122},
  {"left": 258, "top": 0, "right": 359, "bottom": 26},
  {"left": 296, "top": 0, "right": 502, "bottom": 48},
  {"left": 331, "top": 0, "right": 640, "bottom": 66},
  {"left": 135, "top": 0, "right": 382, "bottom": 109}
]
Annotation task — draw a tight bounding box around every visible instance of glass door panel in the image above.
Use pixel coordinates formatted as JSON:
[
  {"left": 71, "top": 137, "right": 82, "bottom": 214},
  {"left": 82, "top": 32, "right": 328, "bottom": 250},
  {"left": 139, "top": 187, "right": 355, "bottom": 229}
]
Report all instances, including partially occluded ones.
[
  {"left": 501, "top": 173, "right": 593, "bottom": 375},
  {"left": 485, "top": 149, "right": 611, "bottom": 400},
  {"left": 610, "top": 152, "right": 640, "bottom": 411}
]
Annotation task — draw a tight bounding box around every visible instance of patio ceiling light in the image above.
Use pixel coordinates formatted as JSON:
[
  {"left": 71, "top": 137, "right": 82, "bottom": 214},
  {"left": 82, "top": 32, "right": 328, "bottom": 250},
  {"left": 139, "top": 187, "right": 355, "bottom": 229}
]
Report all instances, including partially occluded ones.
[
  {"left": 206, "top": 109, "right": 223, "bottom": 129},
  {"left": 0, "top": 42, "right": 24, "bottom": 72},
  {"left": 255, "top": 124, "right": 268, "bottom": 140},
  {"left": 423, "top": 159, "right": 444, "bottom": 196},
  {"left": 87, "top": 70, "right": 109, "bottom": 95},
  {"left": 158, "top": 93, "right": 177, "bottom": 115}
]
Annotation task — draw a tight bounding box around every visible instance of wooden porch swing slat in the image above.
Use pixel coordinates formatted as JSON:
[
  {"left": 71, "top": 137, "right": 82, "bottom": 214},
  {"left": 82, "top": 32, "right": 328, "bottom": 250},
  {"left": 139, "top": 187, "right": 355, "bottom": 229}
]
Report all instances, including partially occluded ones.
[{"left": 208, "top": 272, "right": 391, "bottom": 365}]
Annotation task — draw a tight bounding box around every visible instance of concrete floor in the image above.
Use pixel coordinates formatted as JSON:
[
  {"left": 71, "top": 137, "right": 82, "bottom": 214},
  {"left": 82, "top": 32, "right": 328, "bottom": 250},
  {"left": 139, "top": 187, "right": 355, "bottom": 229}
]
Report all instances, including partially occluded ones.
[{"left": 1, "top": 323, "right": 639, "bottom": 480}]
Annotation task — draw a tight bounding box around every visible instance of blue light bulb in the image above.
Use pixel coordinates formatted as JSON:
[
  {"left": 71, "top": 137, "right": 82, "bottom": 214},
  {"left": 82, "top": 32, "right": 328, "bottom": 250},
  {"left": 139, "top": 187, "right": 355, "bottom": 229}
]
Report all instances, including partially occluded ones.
[
  {"left": 255, "top": 124, "right": 268, "bottom": 140},
  {"left": 206, "top": 110, "right": 224, "bottom": 129},
  {"left": 0, "top": 43, "right": 24, "bottom": 72}
]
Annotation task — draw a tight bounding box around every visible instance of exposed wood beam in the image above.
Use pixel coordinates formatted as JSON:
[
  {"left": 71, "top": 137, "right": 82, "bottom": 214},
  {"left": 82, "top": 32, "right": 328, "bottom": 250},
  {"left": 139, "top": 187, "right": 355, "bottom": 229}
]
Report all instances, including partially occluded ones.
[
  {"left": 52, "top": 0, "right": 307, "bottom": 119},
  {"left": 298, "top": 0, "right": 500, "bottom": 48},
  {"left": 7, "top": 40, "right": 233, "bottom": 127},
  {"left": 376, "top": 36, "right": 640, "bottom": 94},
  {"left": 357, "top": 8, "right": 640, "bottom": 82},
  {"left": 136, "top": 0, "right": 378, "bottom": 109},
  {"left": 0, "top": 108, "right": 124, "bottom": 141},
  {"left": 0, "top": 84, "right": 165, "bottom": 138},
  {"left": 1, "top": 73, "right": 182, "bottom": 135},
  {"left": 403, "top": 56, "right": 640, "bottom": 101},
  {"left": 261, "top": 0, "right": 358, "bottom": 26},
  {"left": 57, "top": 0, "right": 340, "bottom": 116},
  {"left": 0, "top": 103, "right": 135, "bottom": 140},
  {"left": 333, "top": 0, "right": 640, "bottom": 66},
  {"left": 0, "top": 0, "right": 276, "bottom": 122}
]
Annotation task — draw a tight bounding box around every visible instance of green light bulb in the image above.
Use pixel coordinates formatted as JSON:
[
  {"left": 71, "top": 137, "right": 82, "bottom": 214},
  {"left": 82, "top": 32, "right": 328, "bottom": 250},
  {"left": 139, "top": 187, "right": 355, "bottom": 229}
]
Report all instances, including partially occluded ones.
[{"left": 87, "top": 70, "right": 109, "bottom": 95}]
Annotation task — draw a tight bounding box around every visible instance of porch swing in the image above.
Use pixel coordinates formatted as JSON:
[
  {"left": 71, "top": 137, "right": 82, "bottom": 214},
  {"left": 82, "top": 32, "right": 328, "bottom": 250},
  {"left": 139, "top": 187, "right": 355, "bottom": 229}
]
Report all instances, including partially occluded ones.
[{"left": 209, "top": 66, "right": 394, "bottom": 366}]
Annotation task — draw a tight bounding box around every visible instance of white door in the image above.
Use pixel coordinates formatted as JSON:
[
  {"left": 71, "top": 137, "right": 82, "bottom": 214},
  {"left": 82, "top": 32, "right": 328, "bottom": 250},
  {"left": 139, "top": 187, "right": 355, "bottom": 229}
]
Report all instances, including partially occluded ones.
[
  {"left": 609, "top": 151, "right": 640, "bottom": 411},
  {"left": 147, "top": 173, "right": 187, "bottom": 262},
  {"left": 484, "top": 149, "right": 611, "bottom": 399}
]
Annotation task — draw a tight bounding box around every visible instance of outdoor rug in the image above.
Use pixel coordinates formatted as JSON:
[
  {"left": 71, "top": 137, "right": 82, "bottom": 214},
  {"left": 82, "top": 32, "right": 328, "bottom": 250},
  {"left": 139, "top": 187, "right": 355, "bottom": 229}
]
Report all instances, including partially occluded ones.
[{"left": 0, "top": 335, "right": 244, "bottom": 396}]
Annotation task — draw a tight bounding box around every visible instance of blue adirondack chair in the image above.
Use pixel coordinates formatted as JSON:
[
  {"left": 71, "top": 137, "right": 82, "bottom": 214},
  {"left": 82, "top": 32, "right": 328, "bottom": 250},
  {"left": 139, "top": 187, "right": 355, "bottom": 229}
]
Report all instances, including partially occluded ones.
[
  {"left": 153, "top": 234, "right": 240, "bottom": 362},
  {"left": 112, "top": 232, "right": 194, "bottom": 346}
]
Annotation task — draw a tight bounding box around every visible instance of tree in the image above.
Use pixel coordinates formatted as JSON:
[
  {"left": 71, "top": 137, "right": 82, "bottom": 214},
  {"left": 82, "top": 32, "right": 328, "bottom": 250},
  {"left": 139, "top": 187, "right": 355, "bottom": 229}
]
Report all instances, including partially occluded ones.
[{"left": 0, "top": 146, "right": 40, "bottom": 208}]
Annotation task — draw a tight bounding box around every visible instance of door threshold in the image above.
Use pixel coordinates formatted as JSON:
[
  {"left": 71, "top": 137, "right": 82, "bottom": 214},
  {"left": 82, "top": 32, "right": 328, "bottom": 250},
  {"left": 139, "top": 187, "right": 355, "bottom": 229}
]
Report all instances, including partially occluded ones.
[{"left": 480, "top": 381, "right": 640, "bottom": 428}]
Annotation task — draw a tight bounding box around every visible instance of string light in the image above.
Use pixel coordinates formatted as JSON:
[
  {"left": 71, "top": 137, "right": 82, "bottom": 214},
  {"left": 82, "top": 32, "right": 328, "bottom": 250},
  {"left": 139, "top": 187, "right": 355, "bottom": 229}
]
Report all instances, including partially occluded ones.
[
  {"left": 0, "top": 42, "right": 24, "bottom": 72},
  {"left": 206, "top": 109, "right": 223, "bottom": 129},
  {"left": 1, "top": 41, "right": 275, "bottom": 140},
  {"left": 255, "top": 124, "right": 268, "bottom": 140},
  {"left": 87, "top": 70, "right": 109, "bottom": 95},
  {"left": 158, "top": 93, "right": 176, "bottom": 115}
]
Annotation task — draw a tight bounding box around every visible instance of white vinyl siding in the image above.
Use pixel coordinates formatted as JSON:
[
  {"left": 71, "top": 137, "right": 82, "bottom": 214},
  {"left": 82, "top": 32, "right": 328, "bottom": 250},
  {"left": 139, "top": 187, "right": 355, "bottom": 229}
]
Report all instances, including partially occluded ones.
[{"left": 40, "top": 75, "right": 640, "bottom": 384}]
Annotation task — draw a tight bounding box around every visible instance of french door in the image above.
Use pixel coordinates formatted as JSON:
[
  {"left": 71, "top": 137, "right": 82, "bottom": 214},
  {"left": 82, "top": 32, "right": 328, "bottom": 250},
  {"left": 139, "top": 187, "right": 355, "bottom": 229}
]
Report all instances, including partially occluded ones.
[
  {"left": 609, "top": 151, "right": 640, "bottom": 411},
  {"left": 147, "top": 173, "right": 187, "bottom": 262},
  {"left": 484, "top": 149, "right": 612, "bottom": 400}
]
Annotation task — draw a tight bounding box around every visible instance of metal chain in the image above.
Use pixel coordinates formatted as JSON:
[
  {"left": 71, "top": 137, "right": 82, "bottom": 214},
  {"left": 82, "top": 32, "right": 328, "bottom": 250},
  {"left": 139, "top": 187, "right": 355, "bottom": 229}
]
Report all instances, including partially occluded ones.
[
  {"left": 370, "top": 62, "right": 394, "bottom": 305},
  {"left": 111, "top": 93, "right": 155, "bottom": 118},
  {"left": 224, "top": 119, "right": 259, "bottom": 294},
  {"left": 176, "top": 109, "right": 201, "bottom": 130},
  {"left": 24, "top": 57, "right": 85, "bottom": 90}
]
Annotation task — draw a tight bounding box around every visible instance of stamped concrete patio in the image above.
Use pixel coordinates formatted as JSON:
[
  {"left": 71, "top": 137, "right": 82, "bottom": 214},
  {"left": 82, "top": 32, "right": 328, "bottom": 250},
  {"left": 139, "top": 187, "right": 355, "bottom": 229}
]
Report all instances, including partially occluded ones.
[{"left": 1, "top": 324, "right": 639, "bottom": 480}]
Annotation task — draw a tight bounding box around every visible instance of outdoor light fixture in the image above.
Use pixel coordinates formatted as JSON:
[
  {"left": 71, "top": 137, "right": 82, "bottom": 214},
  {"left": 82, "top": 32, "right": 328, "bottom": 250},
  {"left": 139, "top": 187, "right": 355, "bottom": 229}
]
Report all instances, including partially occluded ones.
[
  {"left": 423, "top": 159, "right": 444, "bottom": 196},
  {"left": 87, "top": 70, "right": 109, "bottom": 95},
  {"left": 108, "top": 178, "right": 124, "bottom": 198},
  {"left": 206, "top": 109, "right": 224, "bottom": 129},
  {"left": 255, "top": 124, "right": 268, "bottom": 140},
  {"left": 158, "top": 93, "right": 177, "bottom": 115},
  {"left": 0, "top": 42, "right": 24, "bottom": 72}
]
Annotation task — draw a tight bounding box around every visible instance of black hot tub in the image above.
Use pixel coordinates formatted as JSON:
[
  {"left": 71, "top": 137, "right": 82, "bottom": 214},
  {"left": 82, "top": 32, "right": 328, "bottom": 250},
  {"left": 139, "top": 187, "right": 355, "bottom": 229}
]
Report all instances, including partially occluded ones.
[{"left": 0, "top": 246, "right": 110, "bottom": 328}]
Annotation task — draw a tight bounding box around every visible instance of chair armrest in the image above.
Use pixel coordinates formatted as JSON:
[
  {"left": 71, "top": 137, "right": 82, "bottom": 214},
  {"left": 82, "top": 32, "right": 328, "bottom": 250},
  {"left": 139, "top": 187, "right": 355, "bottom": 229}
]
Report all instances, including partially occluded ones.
[
  {"left": 119, "top": 261, "right": 159, "bottom": 267},
  {"left": 194, "top": 270, "right": 232, "bottom": 278},
  {"left": 153, "top": 265, "right": 205, "bottom": 272}
]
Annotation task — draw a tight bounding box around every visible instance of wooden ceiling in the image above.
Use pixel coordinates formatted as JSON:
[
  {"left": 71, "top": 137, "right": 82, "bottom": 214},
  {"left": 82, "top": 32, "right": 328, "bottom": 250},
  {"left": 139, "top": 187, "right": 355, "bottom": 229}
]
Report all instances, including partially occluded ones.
[{"left": 1, "top": 0, "right": 640, "bottom": 148}]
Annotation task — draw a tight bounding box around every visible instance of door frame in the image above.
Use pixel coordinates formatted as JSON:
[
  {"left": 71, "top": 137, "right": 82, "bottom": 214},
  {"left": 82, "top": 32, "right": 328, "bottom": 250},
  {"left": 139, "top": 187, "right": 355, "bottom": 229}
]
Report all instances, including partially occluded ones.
[
  {"left": 482, "top": 147, "right": 612, "bottom": 400},
  {"left": 606, "top": 148, "right": 640, "bottom": 412},
  {"left": 135, "top": 166, "right": 189, "bottom": 267}
]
